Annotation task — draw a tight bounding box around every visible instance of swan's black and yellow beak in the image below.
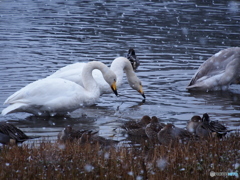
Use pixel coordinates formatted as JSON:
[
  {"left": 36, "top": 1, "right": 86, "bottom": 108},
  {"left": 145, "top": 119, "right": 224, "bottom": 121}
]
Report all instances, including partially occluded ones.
[
  {"left": 138, "top": 86, "right": 145, "bottom": 99},
  {"left": 111, "top": 81, "right": 118, "bottom": 96}
]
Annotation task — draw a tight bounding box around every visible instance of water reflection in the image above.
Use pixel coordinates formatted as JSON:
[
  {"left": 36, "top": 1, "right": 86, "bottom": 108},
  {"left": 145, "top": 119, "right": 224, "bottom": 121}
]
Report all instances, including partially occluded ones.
[{"left": 0, "top": 0, "right": 239, "bottom": 143}]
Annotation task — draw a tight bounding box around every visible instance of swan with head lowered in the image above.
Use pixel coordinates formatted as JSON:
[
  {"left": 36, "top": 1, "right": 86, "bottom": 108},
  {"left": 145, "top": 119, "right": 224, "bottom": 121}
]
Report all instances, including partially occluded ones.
[
  {"left": 187, "top": 47, "right": 240, "bottom": 91},
  {"left": 1, "top": 61, "right": 118, "bottom": 116},
  {"left": 47, "top": 56, "right": 145, "bottom": 99}
]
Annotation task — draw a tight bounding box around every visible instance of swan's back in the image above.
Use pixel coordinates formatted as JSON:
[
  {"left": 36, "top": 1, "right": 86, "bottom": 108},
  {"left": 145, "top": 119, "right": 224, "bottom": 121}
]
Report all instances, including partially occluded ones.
[
  {"left": 47, "top": 62, "right": 86, "bottom": 86},
  {"left": 51, "top": 63, "right": 85, "bottom": 75},
  {"left": 187, "top": 47, "right": 240, "bottom": 91},
  {"left": 2, "top": 78, "right": 88, "bottom": 115},
  {"left": 2, "top": 61, "right": 117, "bottom": 116}
]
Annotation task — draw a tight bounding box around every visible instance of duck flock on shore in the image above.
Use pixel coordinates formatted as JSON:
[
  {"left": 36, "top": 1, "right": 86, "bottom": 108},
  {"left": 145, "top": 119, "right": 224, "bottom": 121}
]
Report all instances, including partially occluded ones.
[
  {"left": 0, "top": 47, "right": 239, "bottom": 146},
  {"left": 121, "top": 113, "right": 232, "bottom": 146},
  {"left": 0, "top": 112, "right": 233, "bottom": 146}
]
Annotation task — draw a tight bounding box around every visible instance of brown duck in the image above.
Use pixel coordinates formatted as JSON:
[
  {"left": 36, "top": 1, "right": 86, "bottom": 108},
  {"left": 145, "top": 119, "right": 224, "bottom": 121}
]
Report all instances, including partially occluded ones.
[
  {"left": 121, "top": 115, "right": 151, "bottom": 136},
  {"left": 158, "top": 124, "right": 193, "bottom": 145},
  {"left": 145, "top": 116, "right": 165, "bottom": 143}
]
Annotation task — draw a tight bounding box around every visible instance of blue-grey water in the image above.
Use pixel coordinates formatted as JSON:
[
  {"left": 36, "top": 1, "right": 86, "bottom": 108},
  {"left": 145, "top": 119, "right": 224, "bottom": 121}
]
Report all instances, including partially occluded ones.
[{"left": 0, "top": 0, "right": 240, "bottom": 143}]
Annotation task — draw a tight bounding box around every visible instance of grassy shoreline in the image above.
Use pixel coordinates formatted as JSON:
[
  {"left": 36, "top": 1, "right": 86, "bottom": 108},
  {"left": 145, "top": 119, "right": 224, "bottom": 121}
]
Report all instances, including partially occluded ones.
[{"left": 0, "top": 133, "right": 239, "bottom": 179}]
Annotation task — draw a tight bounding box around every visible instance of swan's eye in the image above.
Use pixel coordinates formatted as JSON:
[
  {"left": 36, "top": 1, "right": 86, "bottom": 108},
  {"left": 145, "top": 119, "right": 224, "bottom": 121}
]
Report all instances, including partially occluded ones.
[{"left": 114, "top": 79, "right": 116, "bottom": 82}]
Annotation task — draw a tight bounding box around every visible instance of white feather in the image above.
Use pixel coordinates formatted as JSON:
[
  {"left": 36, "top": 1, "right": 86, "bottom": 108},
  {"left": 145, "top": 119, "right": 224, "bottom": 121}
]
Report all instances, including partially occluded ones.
[
  {"left": 47, "top": 57, "right": 144, "bottom": 96},
  {"left": 2, "top": 61, "right": 117, "bottom": 116}
]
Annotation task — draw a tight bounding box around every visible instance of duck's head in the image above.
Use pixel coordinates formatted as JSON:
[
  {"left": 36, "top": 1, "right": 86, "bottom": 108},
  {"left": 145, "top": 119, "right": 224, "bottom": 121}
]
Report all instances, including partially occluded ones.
[
  {"left": 64, "top": 125, "right": 73, "bottom": 133},
  {"left": 191, "top": 115, "right": 202, "bottom": 122},
  {"left": 151, "top": 116, "right": 159, "bottom": 123},
  {"left": 126, "top": 48, "right": 140, "bottom": 71},
  {"left": 140, "top": 115, "right": 151, "bottom": 124},
  {"left": 202, "top": 113, "right": 210, "bottom": 122}
]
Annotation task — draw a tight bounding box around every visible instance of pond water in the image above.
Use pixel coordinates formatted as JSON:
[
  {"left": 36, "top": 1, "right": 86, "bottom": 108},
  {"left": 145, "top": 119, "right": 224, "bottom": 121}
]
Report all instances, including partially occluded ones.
[{"left": 0, "top": 0, "right": 240, "bottom": 143}]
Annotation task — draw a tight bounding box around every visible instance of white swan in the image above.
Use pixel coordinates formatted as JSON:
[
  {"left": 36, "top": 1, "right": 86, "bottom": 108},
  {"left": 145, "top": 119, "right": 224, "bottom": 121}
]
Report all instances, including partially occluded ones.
[
  {"left": 47, "top": 57, "right": 145, "bottom": 98},
  {"left": 2, "top": 61, "right": 118, "bottom": 116},
  {"left": 187, "top": 47, "right": 240, "bottom": 91}
]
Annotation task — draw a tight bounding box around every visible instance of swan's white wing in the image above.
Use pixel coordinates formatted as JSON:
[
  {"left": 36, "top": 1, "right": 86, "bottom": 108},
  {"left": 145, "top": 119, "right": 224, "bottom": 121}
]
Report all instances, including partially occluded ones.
[
  {"left": 47, "top": 63, "right": 86, "bottom": 86},
  {"left": 49, "top": 62, "right": 110, "bottom": 94},
  {"left": 2, "top": 78, "right": 94, "bottom": 115},
  {"left": 51, "top": 63, "right": 86, "bottom": 75}
]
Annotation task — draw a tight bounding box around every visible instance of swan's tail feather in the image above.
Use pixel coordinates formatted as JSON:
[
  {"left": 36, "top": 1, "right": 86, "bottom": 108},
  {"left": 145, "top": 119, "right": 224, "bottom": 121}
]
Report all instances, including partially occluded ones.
[
  {"left": 1, "top": 103, "right": 25, "bottom": 115},
  {"left": 3, "top": 90, "right": 24, "bottom": 105}
]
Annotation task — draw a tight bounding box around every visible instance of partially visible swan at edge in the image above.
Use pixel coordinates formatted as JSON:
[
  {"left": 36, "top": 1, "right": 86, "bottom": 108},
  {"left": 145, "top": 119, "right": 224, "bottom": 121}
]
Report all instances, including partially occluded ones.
[
  {"left": 2, "top": 61, "right": 118, "bottom": 116},
  {"left": 47, "top": 57, "right": 145, "bottom": 98},
  {"left": 187, "top": 47, "right": 240, "bottom": 91}
]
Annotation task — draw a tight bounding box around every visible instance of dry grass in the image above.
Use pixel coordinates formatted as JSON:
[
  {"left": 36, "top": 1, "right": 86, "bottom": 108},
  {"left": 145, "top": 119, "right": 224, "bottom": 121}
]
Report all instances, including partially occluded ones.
[{"left": 0, "top": 133, "right": 239, "bottom": 179}]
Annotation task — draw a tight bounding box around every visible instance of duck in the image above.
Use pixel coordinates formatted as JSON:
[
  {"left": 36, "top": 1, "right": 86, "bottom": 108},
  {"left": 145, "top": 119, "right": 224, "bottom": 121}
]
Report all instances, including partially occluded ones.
[
  {"left": 57, "top": 125, "right": 88, "bottom": 142},
  {"left": 121, "top": 115, "right": 151, "bottom": 136},
  {"left": 126, "top": 48, "right": 140, "bottom": 71},
  {"left": 145, "top": 116, "right": 165, "bottom": 143},
  {"left": 186, "top": 115, "right": 202, "bottom": 134},
  {"left": 157, "top": 124, "right": 193, "bottom": 145},
  {"left": 47, "top": 53, "right": 145, "bottom": 99},
  {"left": 196, "top": 113, "right": 232, "bottom": 138},
  {"left": 0, "top": 122, "right": 39, "bottom": 145},
  {"left": 187, "top": 47, "right": 240, "bottom": 91},
  {"left": 79, "top": 131, "right": 119, "bottom": 146},
  {"left": 2, "top": 61, "right": 118, "bottom": 116},
  {"left": 58, "top": 125, "right": 118, "bottom": 146},
  {"left": 195, "top": 123, "right": 212, "bottom": 139}
]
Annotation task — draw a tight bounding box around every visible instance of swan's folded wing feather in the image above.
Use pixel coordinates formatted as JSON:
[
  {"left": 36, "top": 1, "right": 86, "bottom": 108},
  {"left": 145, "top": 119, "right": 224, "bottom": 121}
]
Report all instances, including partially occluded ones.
[
  {"left": 3, "top": 78, "right": 86, "bottom": 113},
  {"left": 48, "top": 63, "right": 86, "bottom": 85},
  {"left": 2, "top": 103, "right": 26, "bottom": 115},
  {"left": 48, "top": 63, "right": 108, "bottom": 90},
  {"left": 50, "top": 63, "right": 86, "bottom": 76}
]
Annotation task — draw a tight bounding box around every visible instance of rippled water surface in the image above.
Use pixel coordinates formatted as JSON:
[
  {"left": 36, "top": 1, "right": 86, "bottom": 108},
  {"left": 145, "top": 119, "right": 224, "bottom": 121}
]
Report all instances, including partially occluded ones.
[{"left": 0, "top": 0, "right": 240, "bottom": 143}]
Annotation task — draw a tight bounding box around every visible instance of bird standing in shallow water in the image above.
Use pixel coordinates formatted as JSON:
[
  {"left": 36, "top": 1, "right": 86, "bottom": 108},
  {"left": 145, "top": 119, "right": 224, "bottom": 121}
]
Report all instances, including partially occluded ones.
[
  {"left": 187, "top": 47, "right": 240, "bottom": 91},
  {"left": 2, "top": 61, "right": 118, "bottom": 116},
  {"left": 47, "top": 49, "right": 145, "bottom": 99}
]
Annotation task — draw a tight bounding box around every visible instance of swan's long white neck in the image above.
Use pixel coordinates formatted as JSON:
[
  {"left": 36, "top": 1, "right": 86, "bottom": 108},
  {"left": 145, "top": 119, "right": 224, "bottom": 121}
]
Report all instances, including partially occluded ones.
[
  {"left": 110, "top": 57, "right": 135, "bottom": 87},
  {"left": 82, "top": 61, "right": 110, "bottom": 92}
]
